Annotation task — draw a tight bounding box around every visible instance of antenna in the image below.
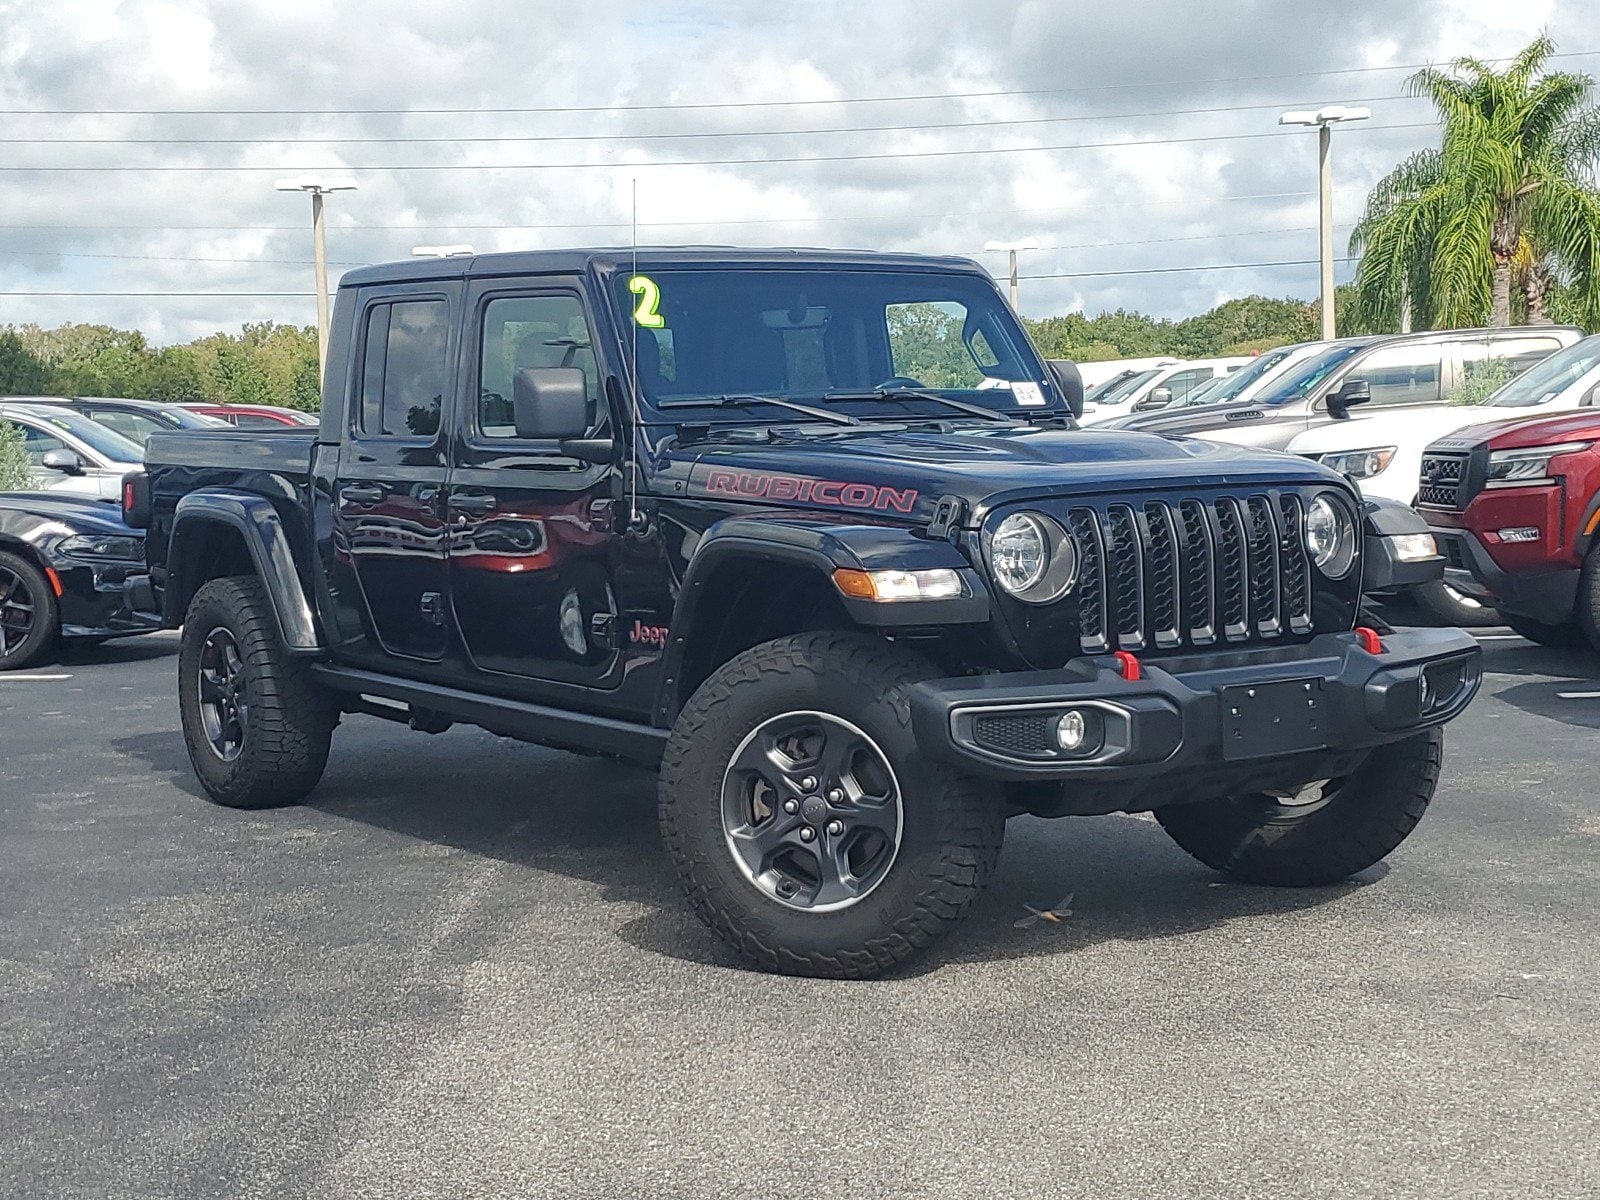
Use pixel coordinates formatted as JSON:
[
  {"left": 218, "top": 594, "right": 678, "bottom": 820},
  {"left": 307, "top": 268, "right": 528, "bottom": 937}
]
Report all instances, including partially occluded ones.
[{"left": 629, "top": 177, "right": 642, "bottom": 526}]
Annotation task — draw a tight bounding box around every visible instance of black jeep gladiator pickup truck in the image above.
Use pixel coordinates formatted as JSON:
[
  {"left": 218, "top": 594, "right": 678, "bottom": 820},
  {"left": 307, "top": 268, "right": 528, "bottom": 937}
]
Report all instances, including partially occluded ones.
[{"left": 126, "top": 248, "right": 1481, "bottom": 978}]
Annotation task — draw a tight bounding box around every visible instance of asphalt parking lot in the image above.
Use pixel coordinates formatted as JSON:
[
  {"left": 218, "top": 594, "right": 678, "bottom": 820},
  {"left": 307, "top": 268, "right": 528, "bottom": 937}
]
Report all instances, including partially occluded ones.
[{"left": 4, "top": 622, "right": 1599, "bottom": 1200}]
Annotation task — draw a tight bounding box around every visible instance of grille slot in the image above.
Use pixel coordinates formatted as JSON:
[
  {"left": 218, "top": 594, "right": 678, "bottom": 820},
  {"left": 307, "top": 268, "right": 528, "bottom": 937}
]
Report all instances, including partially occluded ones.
[
  {"left": 1067, "top": 508, "right": 1109, "bottom": 654},
  {"left": 1049, "top": 491, "right": 1324, "bottom": 656},
  {"left": 1418, "top": 453, "right": 1467, "bottom": 508},
  {"left": 1105, "top": 505, "right": 1145, "bottom": 650}
]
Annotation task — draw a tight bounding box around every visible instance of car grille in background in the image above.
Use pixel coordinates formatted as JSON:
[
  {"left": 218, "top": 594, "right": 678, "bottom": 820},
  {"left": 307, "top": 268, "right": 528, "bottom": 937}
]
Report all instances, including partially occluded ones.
[
  {"left": 1418, "top": 453, "right": 1467, "bottom": 508},
  {"left": 1065, "top": 494, "right": 1316, "bottom": 655}
]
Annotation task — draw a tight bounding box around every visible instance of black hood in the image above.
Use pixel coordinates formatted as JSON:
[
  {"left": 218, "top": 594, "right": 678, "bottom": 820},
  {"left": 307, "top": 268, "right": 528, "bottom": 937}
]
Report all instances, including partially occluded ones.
[
  {"left": 668, "top": 423, "right": 1348, "bottom": 523},
  {"left": 0, "top": 492, "right": 132, "bottom": 535}
]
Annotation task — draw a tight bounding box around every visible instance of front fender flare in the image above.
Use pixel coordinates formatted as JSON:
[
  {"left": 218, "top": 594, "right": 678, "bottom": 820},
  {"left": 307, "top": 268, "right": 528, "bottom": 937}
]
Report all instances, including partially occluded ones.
[
  {"left": 653, "top": 514, "right": 990, "bottom": 722},
  {"left": 168, "top": 489, "right": 320, "bottom": 652}
]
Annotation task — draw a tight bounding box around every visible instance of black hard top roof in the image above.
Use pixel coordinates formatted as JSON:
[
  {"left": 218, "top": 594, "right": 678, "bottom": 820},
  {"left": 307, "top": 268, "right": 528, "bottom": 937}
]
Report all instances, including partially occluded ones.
[{"left": 338, "top": 246, "right": 989, "bottom": 289}]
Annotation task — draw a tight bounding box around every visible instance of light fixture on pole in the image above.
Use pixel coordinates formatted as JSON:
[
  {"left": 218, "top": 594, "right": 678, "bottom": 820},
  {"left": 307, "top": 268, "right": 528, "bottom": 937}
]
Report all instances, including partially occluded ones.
[
  {"left": 274, "top": 175, "right": 358, "bottom": 382},
  {"left": 1278, "top": 106, "right": 1369, "bottom": 340},
  {"left": 985, "top": 240, "right": 1041, "bottom": 311}
]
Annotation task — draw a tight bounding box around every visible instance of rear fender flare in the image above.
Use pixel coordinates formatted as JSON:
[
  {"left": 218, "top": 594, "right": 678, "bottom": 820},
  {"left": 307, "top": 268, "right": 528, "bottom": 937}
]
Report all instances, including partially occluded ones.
[{"left": 168, "top": 489, "right": 320, "bottom": 652}]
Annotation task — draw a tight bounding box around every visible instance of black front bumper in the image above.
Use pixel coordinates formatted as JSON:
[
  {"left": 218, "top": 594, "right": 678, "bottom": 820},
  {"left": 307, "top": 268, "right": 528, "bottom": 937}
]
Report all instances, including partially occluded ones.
[
  {"left": 56, "top": 560, "right": 163, "bottom": 640},
  {"left": 1432, "top": 528, "right": 1579, "bottom": 626},
  {"left": 910, "top": 628, "right": 1481, "bottom": 808}
]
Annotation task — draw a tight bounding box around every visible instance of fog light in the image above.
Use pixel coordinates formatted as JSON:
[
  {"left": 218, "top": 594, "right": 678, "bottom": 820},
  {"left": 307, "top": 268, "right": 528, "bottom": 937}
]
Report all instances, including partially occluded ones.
[
  {"left": 1496, "top": 527, "right": 1540, "bottom": 544},
  {"left": 1055, "top": 711, "right": 1088, "bottom": 751},
  {"left": 1391, "top": 532, "right": 1437, "bottom": 562}
]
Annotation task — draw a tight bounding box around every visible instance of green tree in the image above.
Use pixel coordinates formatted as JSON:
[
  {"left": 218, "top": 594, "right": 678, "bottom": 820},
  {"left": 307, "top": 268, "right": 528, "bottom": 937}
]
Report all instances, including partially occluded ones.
[
  {"left": 0, "top": 331, "right": 53, "bottom": 394},
  {"left": 0, "top": 421, "right": 33, "bottom": 490},
  {"left": 1352, "top": 34, "right": 1600, "bottom": 330}
]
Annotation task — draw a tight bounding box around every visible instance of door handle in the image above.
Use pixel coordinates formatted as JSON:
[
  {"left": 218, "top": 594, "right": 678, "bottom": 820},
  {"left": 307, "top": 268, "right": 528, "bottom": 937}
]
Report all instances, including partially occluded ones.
[
  {"left": 448, "top": 493, "right": 497, "bottom": 515},
  {"left": 339, "top": 484, "right": 385, "bottom": 506}
]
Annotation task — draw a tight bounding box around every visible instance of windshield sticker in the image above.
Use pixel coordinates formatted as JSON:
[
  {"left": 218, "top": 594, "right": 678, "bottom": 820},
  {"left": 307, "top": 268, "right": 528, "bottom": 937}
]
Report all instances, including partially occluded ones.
[
  {"left": 628, "top": 275, "right": 665, "bottom": 328},
  {"left": 1011, "top": 382, "right": 1046, "bottom": 407}
]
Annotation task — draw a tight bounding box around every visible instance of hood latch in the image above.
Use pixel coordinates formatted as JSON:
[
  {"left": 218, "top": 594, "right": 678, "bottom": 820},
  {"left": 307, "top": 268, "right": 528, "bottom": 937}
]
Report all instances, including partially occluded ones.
[{"left": 926, "top": 495, "right": 967, "bottom": 542}]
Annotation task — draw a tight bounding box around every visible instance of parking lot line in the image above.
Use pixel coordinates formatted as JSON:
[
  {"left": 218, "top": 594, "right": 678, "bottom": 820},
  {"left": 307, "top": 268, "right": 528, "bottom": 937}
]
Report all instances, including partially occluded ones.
[
  {"left": 0, "top": 674, "right": 73, "bottom": 682},
  {"left": 1556, "top": 691, "right": 1600, "bottom": 700}
]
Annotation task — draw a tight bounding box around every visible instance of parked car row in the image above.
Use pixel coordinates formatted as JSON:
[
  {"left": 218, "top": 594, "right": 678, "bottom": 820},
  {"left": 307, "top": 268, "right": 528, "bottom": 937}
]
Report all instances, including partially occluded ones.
[
  {"left": 1073, "top": 355, "right": 1255, "bottom": 423},
  {"left": 0, "top": 397, "right": 319, "bottom": 668}
]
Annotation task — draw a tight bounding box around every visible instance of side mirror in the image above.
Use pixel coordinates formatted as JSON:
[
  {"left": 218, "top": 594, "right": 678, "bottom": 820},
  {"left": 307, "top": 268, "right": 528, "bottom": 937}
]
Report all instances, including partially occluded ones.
[
  {"left": 1138, "top": 386, "right": 1173, "bottom": 411},
  {"left": 1047, "top": 359, "right": 1084, "bottom": 419},
  {"left": 512, "top": 367, "right": 590, "bottom": 441},
  {"left": 1326, "top": 378, "right": 1372, "bottom": 421},
  {"left": 41, "top": 448, "right": 86, "bottom": 475}
]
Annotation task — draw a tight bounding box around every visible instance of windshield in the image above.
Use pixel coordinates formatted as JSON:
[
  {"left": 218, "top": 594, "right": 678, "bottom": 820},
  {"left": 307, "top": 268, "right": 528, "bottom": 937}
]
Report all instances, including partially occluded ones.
[
  {"left": 1486, "top": 335, "right": 1600, "bottom": 408},
  {"left": 1089, "top": 367, "right": 1161, "bottom": 406},
  {"left": 164, "top": 407, "right": 230, "bottom": 429},
  {"left": 1200, "top": 347, "right": 1295, "bottom": 403},
  {"left": 1252, "top": 342, "right": 1368, "bottom": 407},
  {"left": 1085, "top": 371, "right": 1137, "bottom": 403},
  {"left": 612, "top": 267, "right": 1058, "bottom": 420},
  {"left": 19, "top": 408, "right": 143, "bottom": 462}
]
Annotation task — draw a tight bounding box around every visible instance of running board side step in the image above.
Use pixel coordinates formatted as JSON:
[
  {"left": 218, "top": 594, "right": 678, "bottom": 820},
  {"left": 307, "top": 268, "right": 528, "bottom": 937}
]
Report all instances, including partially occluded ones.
[{"left": 308, "top": 664, "right": 669, "bottom": 765}]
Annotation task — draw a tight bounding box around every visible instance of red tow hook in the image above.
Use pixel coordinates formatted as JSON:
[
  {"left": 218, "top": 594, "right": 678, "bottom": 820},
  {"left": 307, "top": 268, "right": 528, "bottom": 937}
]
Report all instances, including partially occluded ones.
[
  {"left": 1113, "top": 650, "right": 1142, "bottom": 681},
  {"left": 1355, "top": 626, "right": 1385, "bottom": 655}
]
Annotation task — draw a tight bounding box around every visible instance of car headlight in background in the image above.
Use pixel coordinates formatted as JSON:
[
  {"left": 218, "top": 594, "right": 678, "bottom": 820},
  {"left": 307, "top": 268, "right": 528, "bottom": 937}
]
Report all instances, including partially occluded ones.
[
  {"left": 989, "top": 511, "right": 1079, "bottom": 603},
  {"left": 1485, "top": 441, "right": 1591, "bottom": 487},
  {"left": 1305, "top": 495, "right": 1357, "bottom": 578},
  {"left": 56, "top": 534, "right": 144, "bottom": 561},
  {"left": 1320, "top": 446, "right": 1397, "bottom": 479}
]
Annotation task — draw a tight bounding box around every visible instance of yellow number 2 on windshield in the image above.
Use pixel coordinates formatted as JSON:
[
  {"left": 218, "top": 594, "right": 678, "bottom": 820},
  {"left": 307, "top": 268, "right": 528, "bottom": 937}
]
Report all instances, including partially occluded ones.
[{"left": 628, "top": 275, "right": 665, "bottom": 328}]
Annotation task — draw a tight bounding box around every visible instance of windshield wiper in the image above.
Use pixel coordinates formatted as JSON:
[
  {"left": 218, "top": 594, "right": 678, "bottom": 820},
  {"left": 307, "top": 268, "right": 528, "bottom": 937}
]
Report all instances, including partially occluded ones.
[
  {"left": 823, "top": 388, "right": 1011, "bottom": 423},
  {"left": 657, "top": 393, "right": 859, "bottom": 427}
]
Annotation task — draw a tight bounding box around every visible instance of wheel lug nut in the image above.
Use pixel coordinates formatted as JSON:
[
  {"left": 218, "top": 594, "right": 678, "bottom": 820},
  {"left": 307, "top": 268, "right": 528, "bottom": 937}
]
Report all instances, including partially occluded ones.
[
  {"left": 783, "top": 799, "right": 799, "bottom": 814},
  {"left": 827, "top": 788, "right": 843, "bottom": 803},
  {"left": 826, "top": 820, "right": 844, "bottom": 836},
  {"left": 801, "top": 776, "right": 818, "bottom": 791},
  {"left": 799, "top": 827, "right": 816, "bottom": 842}
]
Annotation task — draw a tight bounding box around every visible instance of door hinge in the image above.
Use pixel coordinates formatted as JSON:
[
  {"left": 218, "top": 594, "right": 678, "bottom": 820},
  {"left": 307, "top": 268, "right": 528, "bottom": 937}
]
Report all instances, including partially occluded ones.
[{"left": 420, "top": 591, "right": 446, "bottom": 627}]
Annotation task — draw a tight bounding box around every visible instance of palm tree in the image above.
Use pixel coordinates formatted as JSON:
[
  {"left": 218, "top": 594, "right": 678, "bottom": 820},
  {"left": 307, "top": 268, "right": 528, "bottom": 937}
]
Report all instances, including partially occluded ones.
[{"left": 1351, "top": 35, "right": 1600, "bottom": 330}]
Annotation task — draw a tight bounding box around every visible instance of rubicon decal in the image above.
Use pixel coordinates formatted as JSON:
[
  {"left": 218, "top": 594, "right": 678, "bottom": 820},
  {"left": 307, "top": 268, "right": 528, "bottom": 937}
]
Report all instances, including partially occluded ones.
[{"left": 702, "top": 469, "right": 918, "bottom": 514}]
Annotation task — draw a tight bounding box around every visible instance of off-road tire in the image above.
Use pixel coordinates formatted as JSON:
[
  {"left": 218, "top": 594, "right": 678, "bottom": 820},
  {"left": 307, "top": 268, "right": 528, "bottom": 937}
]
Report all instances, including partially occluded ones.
[
  {"left": 1411, "top": 579, "right": 1500, "bottom": 627},
  {"left": 1503, "top": 613, "right": 1587, "bottom": 648},
  {"left": 0, "top": 549, "right": 60, "bottom": 672},
  {"left": 1154, "top": 728, "right": 1443, "bottom": 887},
  {"left": 1577, "top": 541, "right": 1600, "bottom": 654},
  {"left": 659, "top": 631, "right": 1005, "bottom": 979},
  {"left": 178, "top": 576, "right": 336, "bottom": 808}
]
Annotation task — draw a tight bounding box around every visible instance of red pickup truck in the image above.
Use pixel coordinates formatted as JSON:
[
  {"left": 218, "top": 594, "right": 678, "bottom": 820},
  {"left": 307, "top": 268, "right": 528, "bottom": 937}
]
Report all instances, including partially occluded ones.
[{"left": 1419, "top": 409, "right": 1600, "bottom": 649}]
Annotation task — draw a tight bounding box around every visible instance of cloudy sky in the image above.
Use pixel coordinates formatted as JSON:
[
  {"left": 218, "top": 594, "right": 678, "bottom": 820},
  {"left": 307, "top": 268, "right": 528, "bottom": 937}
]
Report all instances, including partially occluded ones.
[{"left": 2, "top": 0, "right": 1597, "bottom": 344}]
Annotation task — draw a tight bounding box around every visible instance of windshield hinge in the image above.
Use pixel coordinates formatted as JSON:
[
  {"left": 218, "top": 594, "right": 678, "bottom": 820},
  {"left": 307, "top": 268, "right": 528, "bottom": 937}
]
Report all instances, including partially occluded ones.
[{"left": 926, "top": 495, "right": 968, "bottom": 542}]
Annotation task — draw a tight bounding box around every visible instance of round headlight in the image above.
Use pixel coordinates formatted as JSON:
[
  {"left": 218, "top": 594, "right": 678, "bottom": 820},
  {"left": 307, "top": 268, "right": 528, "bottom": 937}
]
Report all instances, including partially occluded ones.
[
  {"left": 1305, "top": 495, "right": 1357, "bottom": 578},
  {"left": 992, "top": 513, "right": 1049, "bottom": 594},
  {"left": 990, "top": 512, "right": 1079, "bottom": 603}
]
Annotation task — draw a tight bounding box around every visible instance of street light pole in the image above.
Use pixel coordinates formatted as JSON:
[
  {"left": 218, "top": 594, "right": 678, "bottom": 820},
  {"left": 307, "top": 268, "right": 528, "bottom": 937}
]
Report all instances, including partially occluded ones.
[
  {"left": 984, "top": 240, "right": 1041, "bottom": 311},
  {"left": 275, "top": 176, "right": 357, "bottom": 384},
  {"left": 1278, "top": 106, "right": 1370, "bottom": 340}
]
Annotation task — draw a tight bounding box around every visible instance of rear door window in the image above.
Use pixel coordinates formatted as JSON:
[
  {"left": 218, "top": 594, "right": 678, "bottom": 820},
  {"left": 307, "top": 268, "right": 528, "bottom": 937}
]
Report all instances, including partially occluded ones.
[{"left": 358, "top": 298, "right": 450, "bottom": 438}]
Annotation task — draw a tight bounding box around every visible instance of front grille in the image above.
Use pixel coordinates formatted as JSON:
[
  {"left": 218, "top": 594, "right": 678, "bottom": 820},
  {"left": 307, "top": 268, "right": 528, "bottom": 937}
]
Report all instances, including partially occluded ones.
[
  {"left": 1064, "top": 493, "right": 1318, "bottom": 656},
  {"left": 1418, "top": 453, "right": 1467, "bottom": 508}
]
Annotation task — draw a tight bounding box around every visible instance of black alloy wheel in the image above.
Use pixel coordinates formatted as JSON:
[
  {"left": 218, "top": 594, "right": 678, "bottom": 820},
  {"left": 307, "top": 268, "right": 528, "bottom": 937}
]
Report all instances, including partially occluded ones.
[
  {"left": 196, "top": 626, "right": 249, "bottom": 762},
  {"left": 0, "top": 551, "right": 61, "bottom": 671},
  {"left": 0, "top": 562, "right": 38, "bottom": 659},
  {"left": 720, "top": 710, "right": 904, "bottom": 912}
]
